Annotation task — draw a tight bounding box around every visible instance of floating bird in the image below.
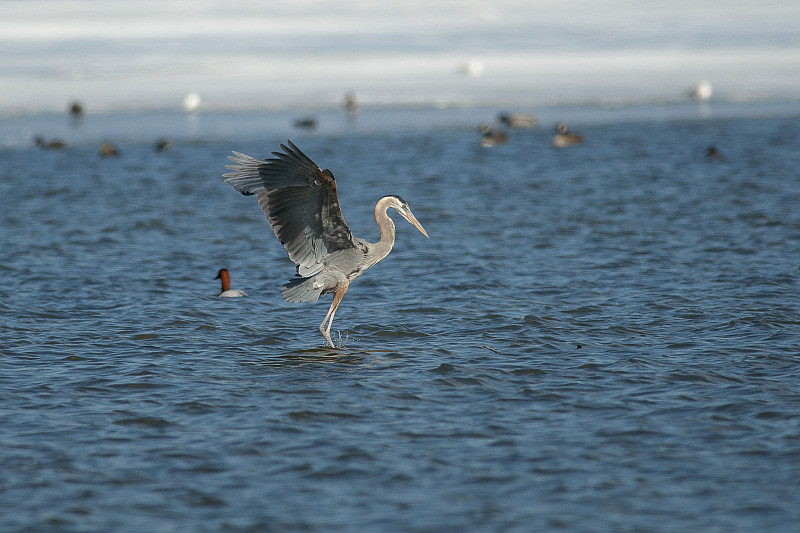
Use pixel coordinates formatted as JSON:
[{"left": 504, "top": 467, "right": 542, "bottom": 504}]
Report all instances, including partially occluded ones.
[
  {"left": 155, "top": 138, "right": 172, "bottom": 152},
  {"left": 222, "top": 141, "right": 428, "bottom": 347},
  {"left": 34, "top": 137, "right": 66, "bottom": 150},
  {"left": 688, "top": 80, "right": 713, "bottom": 101},
  {"left": 457, "top": 59, "right": 484, "bottom": 77},
  {"left": 706, "top": 146, "right": 723, "bottom": 161},
  {"left": 292, "top": 117, "right": 318, "bottom": 133},
  {"left": 498, "top": 112, "right": 536, "bottom": 128},
  {"left": 552, "top": 122, "right": 583, "bottom": 147},
  {"left": 99, "top": 142, "right": 119, "bottom": 158},
  {"left": 480, "top": 123, "right": 508, "bottom": 147},
  {"left": 344, "top": 91, "right": 358, "bottom": 118},
  {"left": 68, "top": 100, "right": 84, "bottom": 119},
  {"left": 215, "top": 268, "right": 248, "bottom": 297},
  {"left": 182, "top": 92, "right": 201, "bottom": 112}
]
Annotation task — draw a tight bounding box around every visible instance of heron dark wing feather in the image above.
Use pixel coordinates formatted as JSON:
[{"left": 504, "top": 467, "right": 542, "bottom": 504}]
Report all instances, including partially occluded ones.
[
  {"left": 256, "top": 188, "right": 320, "bottom": 275},
  {"left": 224, "top": 141, "right": 356, "bottom": 277},
  {"left": 257, "top": 141, "right": 322, "bottom": 189},
  {"left": 317, "top": 174, "right": 355, "bottom": 249}
]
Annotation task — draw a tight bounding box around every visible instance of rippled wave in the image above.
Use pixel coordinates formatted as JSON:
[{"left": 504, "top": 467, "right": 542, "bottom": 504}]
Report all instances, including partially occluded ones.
[{"left": 2, "top": 107, "right": 799, "bottom": 531}]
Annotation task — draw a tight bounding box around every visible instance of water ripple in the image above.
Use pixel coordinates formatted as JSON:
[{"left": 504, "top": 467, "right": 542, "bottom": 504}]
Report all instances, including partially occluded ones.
[{"left": 2, "top": 110, "right": 800, "bottom": 532}]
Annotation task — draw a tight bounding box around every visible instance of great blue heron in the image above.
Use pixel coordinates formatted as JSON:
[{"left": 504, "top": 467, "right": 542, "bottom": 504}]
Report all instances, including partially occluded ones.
[{"left": 222, "top": 141, "right": 429, "bottom": 347}]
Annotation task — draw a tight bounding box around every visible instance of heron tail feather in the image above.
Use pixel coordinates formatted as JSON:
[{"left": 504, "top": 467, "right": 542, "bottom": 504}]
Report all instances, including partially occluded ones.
[{"left": 281, "top": 277, "right": 323, "bottom": 303}]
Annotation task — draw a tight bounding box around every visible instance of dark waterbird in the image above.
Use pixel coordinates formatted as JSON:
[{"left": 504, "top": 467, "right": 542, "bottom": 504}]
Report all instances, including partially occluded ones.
[
  {"left": 34, "top": 136, "right": 66, "bottom": 150},
  {"left": 344, "top": 91, "right": 358, "bottom": 118},
  {"left": 706, "top": 145, "right": 724, "bottom": 161},
  {"left": 68, "top": 100, "right": 84, "bottom": 119},
  {"left": 222, "top": 141, "right": 429, "bottom": 347},
  {"left": 292, "top": 117, "right": 318, "bottom": 133},
  {"left": 155, "top": 138, "right": 172, "bottom": 152}
]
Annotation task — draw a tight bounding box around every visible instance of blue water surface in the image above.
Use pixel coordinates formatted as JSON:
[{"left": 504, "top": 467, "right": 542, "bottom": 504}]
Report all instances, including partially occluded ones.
[{"left": 1, "top": 103, "right": 800, "bottom": 532}]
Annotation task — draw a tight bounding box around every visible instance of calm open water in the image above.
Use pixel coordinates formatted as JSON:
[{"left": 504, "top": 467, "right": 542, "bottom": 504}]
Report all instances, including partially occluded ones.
[{"left": 2, "top": 104, "right": 800, "bottom": 532}]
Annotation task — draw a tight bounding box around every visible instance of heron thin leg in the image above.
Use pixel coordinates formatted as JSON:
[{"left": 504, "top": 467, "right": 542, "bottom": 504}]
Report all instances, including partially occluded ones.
[
  {"left": 319, "top": 303, "right": 336, "bottom": 347},
  {"left": 319, "top": 281, "right": 349, "bottom": 347}
]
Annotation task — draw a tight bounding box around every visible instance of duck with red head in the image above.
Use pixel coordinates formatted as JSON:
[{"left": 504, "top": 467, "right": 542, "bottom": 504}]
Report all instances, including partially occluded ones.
[{"left": 215, "top": 269, "right": 248, "bottom": 297}]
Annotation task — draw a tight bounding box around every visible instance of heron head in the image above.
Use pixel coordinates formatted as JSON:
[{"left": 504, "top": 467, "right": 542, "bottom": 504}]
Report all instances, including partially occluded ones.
[{"left": 385, "top": 195, "right": 429, "bottom": 238}]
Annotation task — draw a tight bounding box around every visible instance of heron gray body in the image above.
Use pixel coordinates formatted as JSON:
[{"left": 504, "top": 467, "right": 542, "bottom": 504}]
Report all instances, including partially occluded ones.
[{"left": 222, "top": 141, "right": 428, "bottom": 346}]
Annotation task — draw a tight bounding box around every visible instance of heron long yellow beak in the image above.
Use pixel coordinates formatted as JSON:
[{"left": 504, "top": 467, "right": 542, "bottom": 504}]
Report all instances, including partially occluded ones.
[{"left": 402, "top": 210, "right": 429, "bottom": 238}]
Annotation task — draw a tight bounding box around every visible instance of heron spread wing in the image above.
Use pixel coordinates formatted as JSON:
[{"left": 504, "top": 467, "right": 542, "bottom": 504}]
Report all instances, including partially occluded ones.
[{"left": 223, "top": 141, "right": 357, "bottom": 276}]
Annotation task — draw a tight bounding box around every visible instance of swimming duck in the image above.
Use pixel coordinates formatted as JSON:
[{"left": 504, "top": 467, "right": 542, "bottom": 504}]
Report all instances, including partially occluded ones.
[
  {"left": 216, "top": 268, "right": 248, "bottom": 297},
  {"left": 498, "top": 112, "right": 536, "bottom": 128},
  {"left": 552, "top": 122, "right": 583, "bottom": 147},
  {"left": 69, "top": 100, "right": 84, "bottom": 119},
  {"left": 35, "top": 137, "right": 66, "bottom": 150},
  {"left": 100, "top": 142, "right": 119, "bottom": 158},
  {"left": 480, "top": 122, "right": 508, "bottom": 147},
  {"left": 155, "top": 138, "right": 172, "bottom": 152},
  {"left": 292, "top": 117, "right": 318, "bottom": 133},
  {"left": 457, "top": 59, "right": 484, "bottom": 77},
  {"left": 344, "top": 91, "right": 358, "bottom": 118},
  {"left": 706, "top": 146, "right": 723, "bottom": 161},
  {"left": 688, "top": 80, "right": 713, "bottom": 101},
  {"left": 182, "top": 92, "right": 201, "bottom": 112}
]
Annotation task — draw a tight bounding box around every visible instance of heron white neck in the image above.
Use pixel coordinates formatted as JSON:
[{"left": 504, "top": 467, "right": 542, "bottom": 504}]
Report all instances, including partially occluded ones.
[{"left": 372, "top": 196, "right": 397, "bottom": 260}]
